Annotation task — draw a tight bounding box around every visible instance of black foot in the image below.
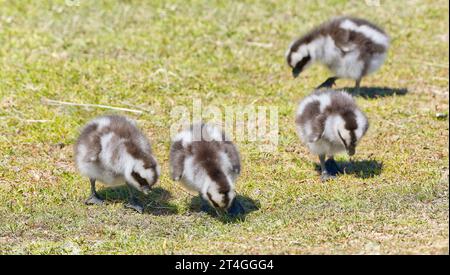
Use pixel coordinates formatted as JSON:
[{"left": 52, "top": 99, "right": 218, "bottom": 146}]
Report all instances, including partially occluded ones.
[
  {"left": 317, "top": 77, "right": 338, "bottom": 89},
  {"left": 320, "top": 172, "right": 337, "bottom": 181},
  {"left": 227, "top": 199, "right": 245, "bottom": 217},
  {"left": 325, "top": 158, "right": 342, "bottom": 176},
  {"left": 124, "top": 200, "right": 144, "bottom": 214},
  {"left": 85, "top": 194, "right": 104, "bottom": 205}
]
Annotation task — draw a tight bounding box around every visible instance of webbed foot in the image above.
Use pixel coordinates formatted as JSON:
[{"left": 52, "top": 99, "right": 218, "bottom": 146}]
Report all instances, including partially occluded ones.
[
  {"left": 85, "top": 194, "right": 104, "bottom": 205},
  {"left": 317, "top": 77, "right": 338, "bottom": 89},
  {"left": 124, "top": 199, "right": 144, "bottom": 214},
  {"left": 320, "top": 172, "right": 337, "bottom": 181}
]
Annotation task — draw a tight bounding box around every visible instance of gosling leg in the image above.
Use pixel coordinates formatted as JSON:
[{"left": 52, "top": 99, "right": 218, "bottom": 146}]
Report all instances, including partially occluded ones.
[
  {"left": 319, "top": 154, "right": 336, "bottom": 181},
  {"left": 317, "top": 77, "right": 339, "bottom": 89},
  {"left": 85, "top": 178, "right": 104, "bottom": 205}
]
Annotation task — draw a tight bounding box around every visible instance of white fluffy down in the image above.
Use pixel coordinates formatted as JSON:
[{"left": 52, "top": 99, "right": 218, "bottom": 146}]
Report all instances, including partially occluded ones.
[
  {"left": 172, "top": 124, "right": 238, "bottom": 209},
  {"left": 288, "top": 18, "right": 389, "bottom": 80},
  {"left": 296, "top": 91, "right": 368, "bottom": 156},
  {"left": 75, "top": 117, "right": 159, "bottom": 191}
]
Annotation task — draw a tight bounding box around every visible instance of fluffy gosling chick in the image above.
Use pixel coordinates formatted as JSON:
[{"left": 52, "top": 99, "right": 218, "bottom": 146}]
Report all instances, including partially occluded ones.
[
  {"left": 75, "top": 115, "right": 160, "bottom": 213},
  {"left": 169, "top": 123, "right": 244, "bottom": 216},
  {"left": 295, "top": 89, "right": 369, "bottom": 181},
  {"left": 286, "top": 16, "right": 389, "bottom": 89}
]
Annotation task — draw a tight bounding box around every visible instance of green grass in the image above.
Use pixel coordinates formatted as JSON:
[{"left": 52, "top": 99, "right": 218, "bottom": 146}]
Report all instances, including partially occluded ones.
[{"left": 0, "top": 0, "right": 448, "bottom": 254}]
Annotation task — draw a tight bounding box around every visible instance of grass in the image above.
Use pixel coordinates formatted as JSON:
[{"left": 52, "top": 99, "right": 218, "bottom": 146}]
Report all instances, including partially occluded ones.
[{"left": 0, "top": 0, "right": 448, "bottom": 254}]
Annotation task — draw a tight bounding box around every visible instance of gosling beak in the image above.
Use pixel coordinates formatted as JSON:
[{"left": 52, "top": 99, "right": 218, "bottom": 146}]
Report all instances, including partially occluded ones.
[
  {"left": 347, "top": 147, "right": 356, "bottom": 156},
  {"left": 292, "top": 67, "right": 301, "bottom": 78},
  {"left": 142, "top": 185, "right": 150, "bottom": 195}
]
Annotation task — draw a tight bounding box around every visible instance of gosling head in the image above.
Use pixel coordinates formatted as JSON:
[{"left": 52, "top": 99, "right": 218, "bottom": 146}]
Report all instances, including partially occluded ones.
[
  {"left": 126, "top": 158, "right": 160, "bottom": 195},
  {"left": 201, "top": 168, "right": 236, "bottom": 212},
  {"left": 334, "top": 110, "right": 369, "bottom": 157},
  {"left": 286, "top": 40, "right": 314, "bottom": 78}
]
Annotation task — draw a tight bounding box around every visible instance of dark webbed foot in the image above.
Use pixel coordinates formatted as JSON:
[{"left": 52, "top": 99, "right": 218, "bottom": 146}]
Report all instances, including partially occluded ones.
[
  {"left": 85, "top": 194, "right": 104, "bottom": 205},
  {"left": 85, "top": 178, "right": 103, "bottom": 205},
  {"left": 227, "top": 198, "right": 245, "bottom": 217},
  {"left": 124, "top": 199, "right": 144, "bottom": 214},
  {"left": 319, "top": 154, "right": 341, "bottom": 181},
  {"left": 320, "top": 172, "right": 337, "bottom": 181},
  {"left": 317, "top": 77, "right": 338, "bottom": 89},
  {"left": 319, "top": 154, "right": 337, "bottom": 181}
]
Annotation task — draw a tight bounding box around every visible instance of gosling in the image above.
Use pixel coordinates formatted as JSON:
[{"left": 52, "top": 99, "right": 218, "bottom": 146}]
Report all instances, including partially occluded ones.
[
  {"left": 75, "top": 115, "right": 160, "bottom": 213},
  {"left": 169, "top": 123, "right": 244, "bottom": 216},
  {"left": 295, "top": 89, "right": 369, "bottom": 180},
  {"left": 286, "top": 16, "right": 389, "bottom": 89}
]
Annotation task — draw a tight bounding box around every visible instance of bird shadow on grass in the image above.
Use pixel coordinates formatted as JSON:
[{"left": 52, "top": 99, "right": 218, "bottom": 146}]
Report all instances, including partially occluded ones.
[
  {"left": 189, "top": 194, "right": 260, "bottom": 224},
  {"left": 97, "top": 186, "right": 178, "bottom": 216},
  {"left": 314, "top": 159, "right": 383, "bottom": 179},
  {"left": 343, "top": 87, "right": 408, "bottom": 99}
]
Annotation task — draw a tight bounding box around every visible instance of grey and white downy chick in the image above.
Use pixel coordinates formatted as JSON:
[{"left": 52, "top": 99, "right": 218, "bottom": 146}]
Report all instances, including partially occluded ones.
[
  {"left": 75, "top": 115, "right": 160, "bottom": 213},
  {"left": 169, "top": 123, "right": 244, "bottom": 216},
  {"left": 286, "top": 16, "right": 389, "bottom": 89},
  {"left": 295, "top": 89, "right": 369, "bottom": 181}
]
